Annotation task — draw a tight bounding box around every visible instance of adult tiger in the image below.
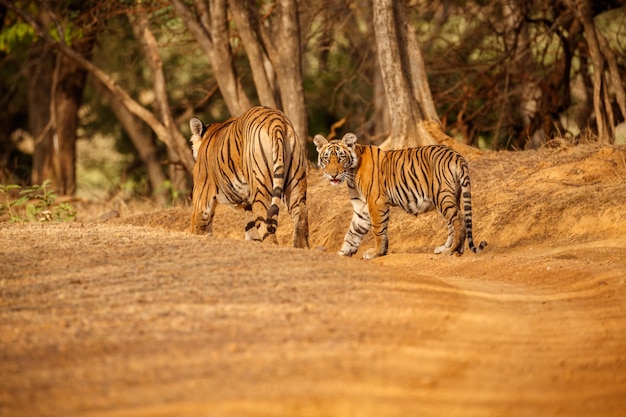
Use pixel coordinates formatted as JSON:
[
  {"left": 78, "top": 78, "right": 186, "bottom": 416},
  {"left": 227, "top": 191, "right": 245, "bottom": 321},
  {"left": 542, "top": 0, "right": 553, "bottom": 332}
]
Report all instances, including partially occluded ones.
[
  {"left": 189, "top": 106, "right": 309, "bottom": 248},
  {"left": 313, "top": 133, "right": 486, "bottom": 259}
]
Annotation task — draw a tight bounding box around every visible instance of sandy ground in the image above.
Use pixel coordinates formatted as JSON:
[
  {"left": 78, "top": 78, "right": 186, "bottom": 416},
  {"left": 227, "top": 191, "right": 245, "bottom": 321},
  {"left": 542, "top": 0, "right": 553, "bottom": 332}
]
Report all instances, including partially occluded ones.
[{"left": 1, "top": 143, "right": 626, "bottom": 417}]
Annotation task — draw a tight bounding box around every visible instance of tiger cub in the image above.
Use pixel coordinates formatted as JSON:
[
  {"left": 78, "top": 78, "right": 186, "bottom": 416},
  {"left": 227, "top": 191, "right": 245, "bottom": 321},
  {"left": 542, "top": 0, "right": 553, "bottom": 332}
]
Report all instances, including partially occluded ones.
[
  {"left": 313, "top": 133, "right": 486, "bottom": 259},
  {"left": 190, "top": 106, "right": 309, "bottom": 248}
]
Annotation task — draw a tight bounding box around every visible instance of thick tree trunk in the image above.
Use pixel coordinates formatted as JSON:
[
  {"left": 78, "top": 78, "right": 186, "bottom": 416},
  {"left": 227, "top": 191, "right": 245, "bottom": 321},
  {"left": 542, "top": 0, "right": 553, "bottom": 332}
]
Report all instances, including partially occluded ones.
[
  {"left": 256, "top": 0, "right": 309, "bottom": 149},
  {"left": 28, "top": 40, "right": 90, "bottom": 196},
  {"left": 51, "top": 48, "right": 92, "bottom": 195},
  {"left": 25, "top": 4, "right": 96, "bottom": 195},
  {"left": 372, "top": 0, "right": 436, "bottom": 149},
  {"left": 370, "top": 62, "right": 390, "bottom": 141},
  {"left": 405, "top": 23, "right": 439, "bottom": 123},
  {"left": 274, "top": 0, "right": 308, "bottom": 148}
]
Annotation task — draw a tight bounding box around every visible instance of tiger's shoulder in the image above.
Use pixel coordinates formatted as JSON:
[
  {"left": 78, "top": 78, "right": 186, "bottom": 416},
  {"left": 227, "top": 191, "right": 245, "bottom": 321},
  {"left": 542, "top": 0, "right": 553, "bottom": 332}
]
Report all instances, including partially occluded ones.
[{"left": 189, "top": 116, "right": 237, "bottom": 160}]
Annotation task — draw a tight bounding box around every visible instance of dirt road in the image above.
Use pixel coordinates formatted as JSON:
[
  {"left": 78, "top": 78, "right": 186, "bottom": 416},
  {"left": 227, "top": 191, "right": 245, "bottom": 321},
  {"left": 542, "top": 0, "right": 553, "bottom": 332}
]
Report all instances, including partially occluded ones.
[{"left": 2, "top": 143, "right": 626, "bottom": 416}]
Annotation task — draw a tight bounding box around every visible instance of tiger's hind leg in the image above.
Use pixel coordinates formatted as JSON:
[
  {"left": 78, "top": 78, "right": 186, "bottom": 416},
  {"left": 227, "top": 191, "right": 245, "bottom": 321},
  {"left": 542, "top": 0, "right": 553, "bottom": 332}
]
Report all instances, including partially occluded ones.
[
  {"left": 264, "top": 197, "right": 280, "bottom": 245},
  {"left": 243, "top": 204, "right": 262, "bottom": 242},
  {"left": 247, "top": 158, "right": 281, "bottom": 244},
  {"left": 436, "top": 206, "right": 466, "bottom": 256},
  {"left": 285, "top": 176, "right": 309, "bottom": 248},
  {"left": 434, "top": 223, "right": 455, "bottom": 254},
  {"left": 288, "top": 197, "right": 309, "bottom": 249},
  {"left": 257, "top": 138, "right": 288, "bottom": 245},
  {"left": 250, "top": 196, "right": 279, "bottom": 245}
]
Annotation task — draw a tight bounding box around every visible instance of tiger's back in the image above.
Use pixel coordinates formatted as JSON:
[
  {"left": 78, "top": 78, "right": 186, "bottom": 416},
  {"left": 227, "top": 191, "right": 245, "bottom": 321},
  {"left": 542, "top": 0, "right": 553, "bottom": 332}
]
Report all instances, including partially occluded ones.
[
  {"left": 190, "top": 106, "right": 309, "bottom": 248},
  {"left": 382, "top": 145, "right": 485, "bottom": 254}
]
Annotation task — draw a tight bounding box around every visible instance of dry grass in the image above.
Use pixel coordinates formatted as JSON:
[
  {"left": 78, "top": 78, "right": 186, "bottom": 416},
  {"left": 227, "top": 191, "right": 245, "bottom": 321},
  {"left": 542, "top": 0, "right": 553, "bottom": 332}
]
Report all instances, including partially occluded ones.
[
  {"left": 92, "top": 143, "right": 626, "bottom": 256},
  {"left": 2, "top": 143, "right": 626, "bottom": 417}
]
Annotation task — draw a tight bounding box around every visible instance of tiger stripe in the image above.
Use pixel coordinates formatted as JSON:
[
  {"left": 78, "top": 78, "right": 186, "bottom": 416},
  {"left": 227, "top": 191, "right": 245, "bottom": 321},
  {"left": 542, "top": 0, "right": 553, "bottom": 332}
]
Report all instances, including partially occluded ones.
[{"left": 314, "top": 133, "right": 486, "bottom": 259}]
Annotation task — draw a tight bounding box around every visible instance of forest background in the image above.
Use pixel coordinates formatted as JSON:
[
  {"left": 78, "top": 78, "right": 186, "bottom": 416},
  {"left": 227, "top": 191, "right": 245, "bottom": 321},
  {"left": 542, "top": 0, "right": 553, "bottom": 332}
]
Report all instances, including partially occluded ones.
[{"left": 0, "top": 0, "right": 625, "bottom": 204}]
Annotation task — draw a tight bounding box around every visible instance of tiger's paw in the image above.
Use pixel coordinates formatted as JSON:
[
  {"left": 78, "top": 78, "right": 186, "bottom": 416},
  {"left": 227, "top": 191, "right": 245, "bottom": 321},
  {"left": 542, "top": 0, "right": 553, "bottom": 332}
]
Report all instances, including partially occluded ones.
[
  {"left": 435, "top": 246, "right": 464, "bottom": 256},
  {"left": 191, "top": 225, "right": 213, "bottom": 236},
  {"left": 245, "top": 228, "right": 261, "bottom": 242},
  {"left": 338, "top": 243, "right": 357, "bottom": 257},
  {"left": 362, "top": 248, "right": 381, "bottom": 260},
  {"left": 262, "top": 234, "right": 279, "bottom": 245},
  {"left": 434, "top": 245, "right": 448, "bottom": 254}
]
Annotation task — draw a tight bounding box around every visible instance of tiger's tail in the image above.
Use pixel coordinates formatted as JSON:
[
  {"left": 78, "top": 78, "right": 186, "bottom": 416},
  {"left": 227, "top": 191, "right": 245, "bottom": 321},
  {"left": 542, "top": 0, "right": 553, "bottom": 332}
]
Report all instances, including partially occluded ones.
[
  {"left": 459, "top": 159, "right": 487, "bottom": 253},
  {"left": 266, "top": 128, "right": 286, "bottom": 238}
]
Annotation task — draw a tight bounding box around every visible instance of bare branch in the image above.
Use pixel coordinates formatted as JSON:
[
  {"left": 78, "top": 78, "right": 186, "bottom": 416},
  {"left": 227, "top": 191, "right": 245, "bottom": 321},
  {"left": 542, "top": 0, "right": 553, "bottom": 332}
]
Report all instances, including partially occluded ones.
[{"left": 0, "top": 0, "right": 195, "bottom": 173}]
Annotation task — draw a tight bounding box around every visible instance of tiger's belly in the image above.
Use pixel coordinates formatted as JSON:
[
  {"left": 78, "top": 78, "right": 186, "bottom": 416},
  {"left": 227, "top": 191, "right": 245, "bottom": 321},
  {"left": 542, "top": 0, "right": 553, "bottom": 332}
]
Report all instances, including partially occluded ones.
[
  {"left": 217, "top": 181, "right": 251, "bottom": 207},
  {"left": 392, "top": 195, "right": 434, "bottom": 215}
]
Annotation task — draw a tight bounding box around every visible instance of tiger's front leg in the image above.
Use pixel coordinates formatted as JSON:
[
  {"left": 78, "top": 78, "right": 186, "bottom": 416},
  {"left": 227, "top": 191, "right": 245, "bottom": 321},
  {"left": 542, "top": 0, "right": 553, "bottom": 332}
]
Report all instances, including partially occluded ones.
[
  {"left": 190, "top": 193, "right": 217, "bottom": 235},
  {"left": 338, "top": 198, "right": 371, "bottom": 257},
  {"left": 362, "top": 199, "right": 390, "bottom": 260}
]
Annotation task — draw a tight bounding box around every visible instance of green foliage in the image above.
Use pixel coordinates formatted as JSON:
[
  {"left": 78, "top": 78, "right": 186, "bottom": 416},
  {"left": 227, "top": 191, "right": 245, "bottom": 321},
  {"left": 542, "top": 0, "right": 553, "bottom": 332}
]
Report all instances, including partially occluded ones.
[
  {"left": 0, "top": 180, "right": 76, "bottom": 223},
  {"left": 0, "top": 6, "right": 83, "bottom": 52},
  {"left": 48, "top": 21, "right": 84, "bottom": 46},
  {"left": 0, "top": 21, "right": 36, "bottom": 52}
]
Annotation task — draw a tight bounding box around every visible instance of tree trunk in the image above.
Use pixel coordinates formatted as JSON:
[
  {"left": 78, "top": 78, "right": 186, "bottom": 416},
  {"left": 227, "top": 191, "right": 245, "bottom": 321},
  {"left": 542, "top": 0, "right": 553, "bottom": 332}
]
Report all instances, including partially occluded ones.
[
  {"left": 50, "top": 43, "right": 92, "bottom": 195},
  {"left": 229, "top": 0, "right": 277, "bottom": 108},
  {"left": 95, "top": 83, "right": 168, "bottom": 205},
  {"left": 130, "top": 13, "right": 190, "bottom": 197},
  {"left": 255, "top": 0, "right": 309, "bottom": 149},
  {"left": 369, "top": 62, "right": 390, "bottom": 142},
  {"left": 274, "top": 0, "right": 308, "bottom": 148},
  {"left": 565, "top": 0, "right": 614, "bottom": 142},
  {"left": 596, "top": 29, "right": 626, "bottom": 122},
  {"left": 501, "top": 0, "right": 537, "bottom": 149},
  {"left": 111, "top": 101, "right": 169, "bottom": 205},
  {"left": 2, "top": 0, "right": 197, "bottom": 175},
  {"left": 27, "top": 43, "right": 55, "bottom": 186},
  {"left": 28, "top": 13, "right": 91, "bottom": 196},
  {"left": 171, "top": 0, "right": 252, "bottom": 116},
  {"left": 172, "top": 0, "right": 308, "bottom": 148},
  {"left": 372, "top": 0, "right": 437, "bottom": 149}
]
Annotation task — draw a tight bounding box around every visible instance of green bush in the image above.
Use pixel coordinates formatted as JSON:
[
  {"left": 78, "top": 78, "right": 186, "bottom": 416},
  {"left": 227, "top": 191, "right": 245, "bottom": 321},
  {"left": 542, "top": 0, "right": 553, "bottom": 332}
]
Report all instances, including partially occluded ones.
[{"left": 0, "top": 179, "right": 76, "bottom": 222}]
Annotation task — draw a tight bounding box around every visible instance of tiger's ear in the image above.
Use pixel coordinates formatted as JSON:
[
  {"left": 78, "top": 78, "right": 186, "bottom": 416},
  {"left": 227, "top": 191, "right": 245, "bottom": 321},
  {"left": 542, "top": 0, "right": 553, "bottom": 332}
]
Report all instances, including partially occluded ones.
[
  {"left": 342, "top": 133, "right": 357, "bottom": 147},
  {"left": 189, "top": 117, "right": 205, "bottom": 161},
  {"left": 190, "top": 117, "right": 204, "bottom": 136},
  {"left": 313, "top": 134, "right": 328, "bottom": 153}
]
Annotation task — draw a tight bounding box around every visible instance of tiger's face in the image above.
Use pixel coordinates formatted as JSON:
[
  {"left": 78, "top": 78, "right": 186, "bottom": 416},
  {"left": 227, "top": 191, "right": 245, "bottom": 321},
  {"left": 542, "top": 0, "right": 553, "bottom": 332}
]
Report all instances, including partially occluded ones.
[{"left": 313, "top": 133, "right": 358, "bottom": 186}]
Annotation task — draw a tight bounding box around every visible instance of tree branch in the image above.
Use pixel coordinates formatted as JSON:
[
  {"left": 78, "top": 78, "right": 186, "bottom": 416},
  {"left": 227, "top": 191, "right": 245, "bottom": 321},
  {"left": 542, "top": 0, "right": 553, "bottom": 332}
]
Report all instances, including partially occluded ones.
[
  {"left": 129, "top": 12, "right": 196, "bottom": 175},
  {"left": 1, "top": 0, "right": 195, "bottom": 173}
]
